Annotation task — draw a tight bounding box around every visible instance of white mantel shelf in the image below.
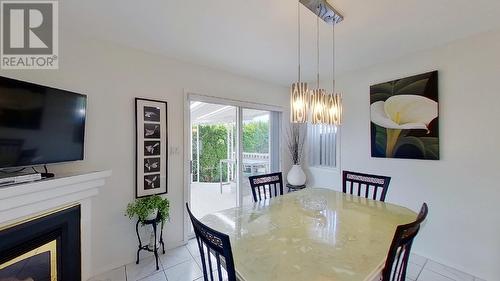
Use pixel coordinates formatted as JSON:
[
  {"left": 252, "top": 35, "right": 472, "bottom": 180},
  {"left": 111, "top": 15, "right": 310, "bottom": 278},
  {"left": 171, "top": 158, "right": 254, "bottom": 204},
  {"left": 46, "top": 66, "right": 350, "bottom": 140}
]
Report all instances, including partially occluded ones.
[
  {"left": 0, "top": 170, "right": 112, "bottom": 281},
  {"left": 0, "top": 170, "right": 111, "bottom": 223}
]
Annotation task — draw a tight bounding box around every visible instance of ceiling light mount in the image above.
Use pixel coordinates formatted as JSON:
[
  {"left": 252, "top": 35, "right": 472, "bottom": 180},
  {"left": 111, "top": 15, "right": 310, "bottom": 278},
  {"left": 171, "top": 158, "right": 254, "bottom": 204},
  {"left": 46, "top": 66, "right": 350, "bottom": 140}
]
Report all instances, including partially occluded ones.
[{"left": 299, "top": 0, "right": 343, "bottom": 25}]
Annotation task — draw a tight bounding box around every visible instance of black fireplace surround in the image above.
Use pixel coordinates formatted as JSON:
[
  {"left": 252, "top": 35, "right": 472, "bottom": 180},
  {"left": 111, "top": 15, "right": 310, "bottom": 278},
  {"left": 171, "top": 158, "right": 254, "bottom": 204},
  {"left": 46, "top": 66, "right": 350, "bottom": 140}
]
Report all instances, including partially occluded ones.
[{"left": 0, "top": 205, "right": 81, "bottom": 281}]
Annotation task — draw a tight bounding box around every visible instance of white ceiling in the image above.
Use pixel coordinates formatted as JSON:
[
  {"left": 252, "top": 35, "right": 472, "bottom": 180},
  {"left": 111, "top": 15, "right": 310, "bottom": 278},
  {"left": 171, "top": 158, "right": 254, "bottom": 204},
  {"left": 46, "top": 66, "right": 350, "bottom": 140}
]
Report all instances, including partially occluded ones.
[{"left": 62, "top": 0, "right": 500, "bottom": 86}]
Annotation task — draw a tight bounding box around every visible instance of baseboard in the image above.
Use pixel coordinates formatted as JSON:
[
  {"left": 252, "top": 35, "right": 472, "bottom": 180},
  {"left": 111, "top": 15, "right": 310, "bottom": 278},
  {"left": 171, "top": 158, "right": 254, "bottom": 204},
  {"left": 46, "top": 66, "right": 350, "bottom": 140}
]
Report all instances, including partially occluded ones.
[
  {"left": 165, "top": 239, "right": 188, "bottom": 250},
  {"left": 88, "top": 239, "right": 189, "bottom": 280}
]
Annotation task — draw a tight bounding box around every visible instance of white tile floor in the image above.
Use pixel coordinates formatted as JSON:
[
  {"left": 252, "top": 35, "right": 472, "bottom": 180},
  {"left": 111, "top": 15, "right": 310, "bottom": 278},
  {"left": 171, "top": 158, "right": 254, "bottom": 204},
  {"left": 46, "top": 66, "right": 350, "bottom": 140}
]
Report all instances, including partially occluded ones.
[{"left": 90, "top": 239, "right": 487, "bottom": 281}]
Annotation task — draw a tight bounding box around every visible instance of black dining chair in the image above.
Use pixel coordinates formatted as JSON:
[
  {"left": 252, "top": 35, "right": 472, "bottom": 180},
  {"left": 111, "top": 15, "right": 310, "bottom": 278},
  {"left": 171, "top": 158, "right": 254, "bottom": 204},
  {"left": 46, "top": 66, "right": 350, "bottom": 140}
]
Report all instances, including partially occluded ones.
[
  {"left": 381, "top": 203, "right": 428, "bottom": 281},
  {"left": 186, "top": 203, "right": 237, "bottom": 281},
  {"left": 248, "top": 172, "right": 284, "bottom": 202},
  {"left": 342, "top": 170, "right": 391, "bottom": 202}
]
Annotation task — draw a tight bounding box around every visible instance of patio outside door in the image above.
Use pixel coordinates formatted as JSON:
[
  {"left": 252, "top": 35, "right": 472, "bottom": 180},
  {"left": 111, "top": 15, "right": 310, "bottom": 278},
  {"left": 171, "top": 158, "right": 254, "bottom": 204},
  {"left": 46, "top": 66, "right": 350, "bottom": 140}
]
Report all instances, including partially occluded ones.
[
  {"left": 240, "top": 108, "right": 280, "bottom": 205},
  {"left": 189, "top": 101, "right": 238, "bottom": 219},
  {"left": 187, "top": 97, "right": 281, "bottom": 236}
]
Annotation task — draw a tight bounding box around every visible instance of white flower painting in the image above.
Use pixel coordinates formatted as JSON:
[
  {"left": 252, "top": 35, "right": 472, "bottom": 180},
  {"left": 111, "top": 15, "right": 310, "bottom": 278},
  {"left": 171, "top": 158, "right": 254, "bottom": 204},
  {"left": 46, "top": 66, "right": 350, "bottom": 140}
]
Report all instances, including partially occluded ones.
[{"left": 370, "top": 71, "right": 439, "bottom": 160}]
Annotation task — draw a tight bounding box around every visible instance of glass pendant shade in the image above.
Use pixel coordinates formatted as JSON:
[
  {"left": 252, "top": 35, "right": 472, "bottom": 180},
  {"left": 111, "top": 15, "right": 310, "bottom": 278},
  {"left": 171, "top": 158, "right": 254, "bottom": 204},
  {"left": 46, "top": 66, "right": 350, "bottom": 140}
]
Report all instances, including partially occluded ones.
[
  {"left": 310, "top": 89, "right": 326, "bottom": 124},
  {"left": 289, "top": 2, "right": 344, "bottom": 125},
  {"left": 325, "top": 15, "right": 343, "bottom": 126},
  {"left": 291, "top": 82, "right": 309, "bottom": 123},
  {"left": 325, "top": 93, "right": 342, "bottom": 125}
]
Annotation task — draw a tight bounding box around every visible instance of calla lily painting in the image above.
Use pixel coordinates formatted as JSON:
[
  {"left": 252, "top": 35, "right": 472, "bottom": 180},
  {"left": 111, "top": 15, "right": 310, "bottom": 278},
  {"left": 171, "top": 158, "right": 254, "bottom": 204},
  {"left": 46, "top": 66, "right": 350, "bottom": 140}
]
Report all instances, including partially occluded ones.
[{"left": 370, "top": 71, "right": 439, "bottom": 160}]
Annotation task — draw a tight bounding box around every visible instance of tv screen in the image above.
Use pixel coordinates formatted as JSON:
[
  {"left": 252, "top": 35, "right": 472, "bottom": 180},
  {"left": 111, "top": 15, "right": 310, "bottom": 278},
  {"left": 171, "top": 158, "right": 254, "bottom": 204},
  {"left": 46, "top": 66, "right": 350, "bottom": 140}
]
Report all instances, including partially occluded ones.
[{"left": 0, "top": 76, "right": 86, "bottom": 169}]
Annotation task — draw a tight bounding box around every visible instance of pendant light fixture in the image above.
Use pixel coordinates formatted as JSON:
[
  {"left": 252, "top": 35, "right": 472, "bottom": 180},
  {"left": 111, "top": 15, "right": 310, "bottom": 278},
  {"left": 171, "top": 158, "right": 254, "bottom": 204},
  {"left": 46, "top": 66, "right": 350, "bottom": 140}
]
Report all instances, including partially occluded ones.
[
  {"left": 325, "top": 22, "right": 342, "bottom": 125},
  {"left": 290, "top": 2, "right": 309, "bottom": 123},
  {"left": 310, "top": 15, "right": 326, "bottom": 124},
  {"left": 290, "top": 0, "right": 344, "bottom": 125}
]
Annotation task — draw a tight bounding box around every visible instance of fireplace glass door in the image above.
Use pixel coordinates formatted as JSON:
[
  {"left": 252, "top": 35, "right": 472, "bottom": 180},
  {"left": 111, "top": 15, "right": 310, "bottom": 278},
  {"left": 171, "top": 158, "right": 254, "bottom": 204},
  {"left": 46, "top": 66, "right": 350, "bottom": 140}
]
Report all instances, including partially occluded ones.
[
  {"left": 0, "top": 239, "right": 57, "bottom": 281},
  {"left": 0, "top": 205, "right": 81, "bottom": 281}
]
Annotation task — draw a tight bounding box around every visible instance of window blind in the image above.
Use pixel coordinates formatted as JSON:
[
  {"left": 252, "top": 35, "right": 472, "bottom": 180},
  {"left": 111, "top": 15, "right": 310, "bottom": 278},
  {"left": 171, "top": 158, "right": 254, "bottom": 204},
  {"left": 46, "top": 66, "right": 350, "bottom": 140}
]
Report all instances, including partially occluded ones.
[{"left": 308, "top": 124, "right": 337, "bottom": 168}]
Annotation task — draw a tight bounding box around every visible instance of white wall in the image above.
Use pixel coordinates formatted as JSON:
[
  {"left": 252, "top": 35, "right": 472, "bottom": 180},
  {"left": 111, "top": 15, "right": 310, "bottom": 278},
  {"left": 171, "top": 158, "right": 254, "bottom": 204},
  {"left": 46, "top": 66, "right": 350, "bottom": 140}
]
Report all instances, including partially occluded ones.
[
  {"left": 0, "top": 35, "right": 290, "bottom": 277},
  {"left": 307, "top": 29, "right": 500, "bottom": 281}
]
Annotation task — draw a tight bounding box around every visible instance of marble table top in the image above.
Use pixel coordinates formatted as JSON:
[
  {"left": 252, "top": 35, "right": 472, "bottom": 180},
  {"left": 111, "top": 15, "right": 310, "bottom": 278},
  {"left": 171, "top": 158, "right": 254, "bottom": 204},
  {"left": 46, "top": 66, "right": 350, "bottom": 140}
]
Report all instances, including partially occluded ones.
[{"left": 200, "top": 188, "right": 416, "bottom": 281}]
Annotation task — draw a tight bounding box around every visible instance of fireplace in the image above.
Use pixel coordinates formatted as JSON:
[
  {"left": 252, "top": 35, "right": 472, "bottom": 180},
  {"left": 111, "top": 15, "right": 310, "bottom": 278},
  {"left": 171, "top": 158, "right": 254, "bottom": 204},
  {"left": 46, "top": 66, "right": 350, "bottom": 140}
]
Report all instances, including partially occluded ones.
[{"left": 0, "top": 205, "right": 81, "bottom": 281}]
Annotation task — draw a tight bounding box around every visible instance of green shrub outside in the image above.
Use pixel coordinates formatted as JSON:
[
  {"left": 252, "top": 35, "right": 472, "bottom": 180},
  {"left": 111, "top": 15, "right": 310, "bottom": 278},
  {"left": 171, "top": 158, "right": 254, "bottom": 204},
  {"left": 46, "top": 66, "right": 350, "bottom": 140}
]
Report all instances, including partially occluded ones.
[{"left": 192, "top": 121, "right": 269, "bottom": 183}]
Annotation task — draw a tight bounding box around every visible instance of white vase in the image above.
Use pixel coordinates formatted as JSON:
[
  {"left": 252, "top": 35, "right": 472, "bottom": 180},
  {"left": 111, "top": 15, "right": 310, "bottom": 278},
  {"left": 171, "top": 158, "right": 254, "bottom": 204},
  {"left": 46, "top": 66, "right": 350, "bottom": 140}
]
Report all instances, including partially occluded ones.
[{"left": 287, "top": 165, "right": 306, "bottom": 186}]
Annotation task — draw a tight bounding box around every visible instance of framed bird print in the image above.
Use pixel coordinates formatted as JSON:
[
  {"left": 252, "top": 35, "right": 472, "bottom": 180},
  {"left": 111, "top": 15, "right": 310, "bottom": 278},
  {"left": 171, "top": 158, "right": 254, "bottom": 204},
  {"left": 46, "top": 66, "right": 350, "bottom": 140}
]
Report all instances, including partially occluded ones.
[{"left": 135, "top": 98, "right": 168, "bottom": 197}]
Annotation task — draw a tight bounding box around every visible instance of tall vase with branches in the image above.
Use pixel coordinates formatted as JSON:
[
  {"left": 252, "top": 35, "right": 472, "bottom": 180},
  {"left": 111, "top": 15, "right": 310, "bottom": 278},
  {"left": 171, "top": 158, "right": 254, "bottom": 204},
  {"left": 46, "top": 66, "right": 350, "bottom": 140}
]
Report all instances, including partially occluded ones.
[{"left": 287, "top": 124, "right": 306, "bottom": 186}]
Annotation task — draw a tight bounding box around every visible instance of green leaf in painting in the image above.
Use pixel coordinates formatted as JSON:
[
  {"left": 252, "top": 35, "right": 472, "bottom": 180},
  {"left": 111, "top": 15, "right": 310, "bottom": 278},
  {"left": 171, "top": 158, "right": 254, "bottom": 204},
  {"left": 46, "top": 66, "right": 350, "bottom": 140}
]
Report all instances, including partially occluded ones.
[
  {"left": 420, "top": 137, "right": 439, "bottom": 159},
  {"left": 374, "top": 125, "right": 387, "bottom": 155},
  {"left": 394, "top": 136, "right": 426, "bottom": 156},
  {"left": 371, "top": 93, "right": 392, "bottom": 103},
  {"left": 397, "top": 79, "right": 429, "bottom": 95},
  {"left": 393, "top": 75, "right": 428, "bottom": 93},
  {"left": 371, "top": 83, "right": 394, "bottom": 94}
]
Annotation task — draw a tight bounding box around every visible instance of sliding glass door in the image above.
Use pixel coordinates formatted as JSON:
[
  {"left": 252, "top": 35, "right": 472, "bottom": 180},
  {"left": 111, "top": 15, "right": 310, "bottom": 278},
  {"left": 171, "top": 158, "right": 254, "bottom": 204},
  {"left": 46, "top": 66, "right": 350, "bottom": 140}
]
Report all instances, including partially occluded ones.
[
  {"left": 189, "top": 101, "right": 238, "bottom": 218},
  {"left": 240, "top": 109, "right": 281, "bottom": 205},
  {"left": 186, "top": 96, "right": 282, "bottom": 235}
]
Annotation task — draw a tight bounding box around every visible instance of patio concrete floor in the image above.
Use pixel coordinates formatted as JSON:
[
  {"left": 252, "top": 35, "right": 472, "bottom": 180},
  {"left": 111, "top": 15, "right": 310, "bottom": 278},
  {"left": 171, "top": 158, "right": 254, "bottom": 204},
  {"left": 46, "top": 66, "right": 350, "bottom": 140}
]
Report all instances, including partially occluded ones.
[{"left": 190, "top": 181, "right": 254, "bottom": 219}]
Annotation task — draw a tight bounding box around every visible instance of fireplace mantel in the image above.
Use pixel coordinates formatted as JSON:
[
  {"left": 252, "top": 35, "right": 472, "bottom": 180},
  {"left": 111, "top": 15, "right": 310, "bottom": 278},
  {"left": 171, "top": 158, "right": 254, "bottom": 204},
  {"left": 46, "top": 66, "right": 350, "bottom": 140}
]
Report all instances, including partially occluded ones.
[{"left": 0, "top": 170, "right": 112, "bottom": 281}]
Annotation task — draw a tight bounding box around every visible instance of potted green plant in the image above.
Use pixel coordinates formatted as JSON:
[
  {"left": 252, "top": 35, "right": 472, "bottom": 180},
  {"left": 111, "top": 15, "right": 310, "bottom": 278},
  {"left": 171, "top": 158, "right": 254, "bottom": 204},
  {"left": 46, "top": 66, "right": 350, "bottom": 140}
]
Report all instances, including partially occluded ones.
[{"left": 125, "top": 195, "right": 170, "bottom": 223}]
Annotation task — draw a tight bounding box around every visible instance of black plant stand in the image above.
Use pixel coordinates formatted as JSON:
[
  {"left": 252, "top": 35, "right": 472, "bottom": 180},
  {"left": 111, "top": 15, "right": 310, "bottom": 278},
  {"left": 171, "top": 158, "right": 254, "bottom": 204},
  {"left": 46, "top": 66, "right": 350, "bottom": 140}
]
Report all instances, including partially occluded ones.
[{"left": 135, "top": 214, "right": 165, "bottom": 270}]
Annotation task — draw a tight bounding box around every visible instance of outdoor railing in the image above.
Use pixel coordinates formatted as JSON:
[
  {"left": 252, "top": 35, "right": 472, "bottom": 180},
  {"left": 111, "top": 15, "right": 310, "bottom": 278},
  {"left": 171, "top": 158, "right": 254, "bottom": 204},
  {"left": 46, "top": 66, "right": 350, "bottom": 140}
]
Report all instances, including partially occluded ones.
[
  {"left": 193, "top": 153, "right": 271, "bottom": 188},
  {"left": 242, "top": 152, "right": 269, "bottom": 161}
]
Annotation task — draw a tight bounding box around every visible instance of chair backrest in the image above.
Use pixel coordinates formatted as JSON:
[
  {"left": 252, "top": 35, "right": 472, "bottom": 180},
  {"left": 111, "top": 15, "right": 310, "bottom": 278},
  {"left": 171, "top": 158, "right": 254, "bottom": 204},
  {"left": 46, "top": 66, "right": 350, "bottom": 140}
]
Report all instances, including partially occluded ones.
[
  {"left": 186, "top": 204, "right": 237, "bottom": 281},
  {"left": 381, "top": 203, "right": 429, "bottom": 281},
  {"left": 248, "top": 172, "right": 284, "bottom": 202},
  {"left": 342, "top": 170, "right": 391, "bottom": 202}
]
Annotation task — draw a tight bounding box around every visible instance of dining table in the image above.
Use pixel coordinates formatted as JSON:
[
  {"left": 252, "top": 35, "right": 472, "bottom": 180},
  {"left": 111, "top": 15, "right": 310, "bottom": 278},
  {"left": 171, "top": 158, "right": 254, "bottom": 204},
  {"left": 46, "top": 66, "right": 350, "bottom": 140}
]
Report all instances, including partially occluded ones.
[{"left": 200, "top": 188, "right": 417, "bottom": 281}]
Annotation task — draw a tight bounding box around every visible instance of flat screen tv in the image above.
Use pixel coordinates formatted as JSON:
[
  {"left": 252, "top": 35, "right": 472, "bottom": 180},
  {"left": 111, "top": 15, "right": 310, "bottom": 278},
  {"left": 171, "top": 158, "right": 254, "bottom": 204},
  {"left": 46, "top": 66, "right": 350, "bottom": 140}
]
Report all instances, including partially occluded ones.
[{"left": 0, "top": 76, "right": 86, "bottom": 169}]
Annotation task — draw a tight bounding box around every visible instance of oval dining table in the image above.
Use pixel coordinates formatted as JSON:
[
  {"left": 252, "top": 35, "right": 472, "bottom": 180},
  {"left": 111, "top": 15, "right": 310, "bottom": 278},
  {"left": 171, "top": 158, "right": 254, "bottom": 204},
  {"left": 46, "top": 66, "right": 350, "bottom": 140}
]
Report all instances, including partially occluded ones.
[{"left": 199, "top": 188, "right": 417, "bottom": 281}]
